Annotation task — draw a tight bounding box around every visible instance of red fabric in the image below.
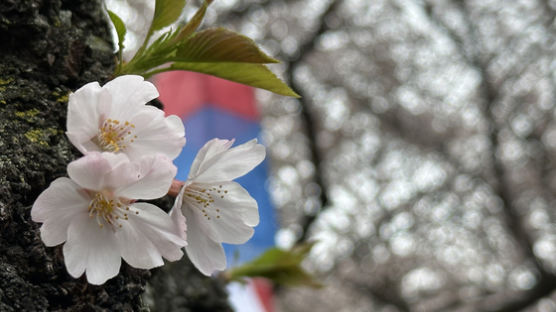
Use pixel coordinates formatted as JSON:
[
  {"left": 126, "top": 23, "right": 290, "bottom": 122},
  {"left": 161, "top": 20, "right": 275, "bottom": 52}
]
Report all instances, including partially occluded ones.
[
  {"left": 155, "top": 71, "right": 258, "bottom": 120},
  {"left": 252, "top": 278, "right": 274, "bottom": 312}
]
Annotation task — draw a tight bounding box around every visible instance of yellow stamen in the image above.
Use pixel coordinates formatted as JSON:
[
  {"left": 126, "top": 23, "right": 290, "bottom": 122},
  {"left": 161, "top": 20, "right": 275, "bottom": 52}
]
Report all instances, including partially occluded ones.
[
  {"left": 87, "top": 192, "right": 139, "bottom": 229},
  {"left": 95, "top": 118, "right": 138, "bottom": 152},
  {"left": 184, "top": 184, "right": 228, "bottom": 221}
]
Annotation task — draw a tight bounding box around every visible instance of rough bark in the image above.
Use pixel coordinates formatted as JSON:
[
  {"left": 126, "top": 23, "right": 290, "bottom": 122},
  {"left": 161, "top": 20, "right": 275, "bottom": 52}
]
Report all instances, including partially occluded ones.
[{"left": 0, "top": 1, "right": 230, "bottom": 311}]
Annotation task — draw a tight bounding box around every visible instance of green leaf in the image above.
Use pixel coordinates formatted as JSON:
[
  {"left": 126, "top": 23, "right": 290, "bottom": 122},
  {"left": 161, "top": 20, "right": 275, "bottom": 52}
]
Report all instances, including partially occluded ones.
[
  {"left": 107, "top": 10, "right": 126, "bottom": 57},
  {"left": 151, "top": 0, "right": 187, "bottom": 33},
  {"left": 133, "top": 0, "right": 186, "bottom": 61},
  {"left": 149, "top": 62, "right": 299, "bottom": 97},
  {"left": 225, "top": 243, "right": 322, "bottom": 288},
  {"left": 175, "top": 0, "right": 213, "bottom": 42},
  {"left": 174, "top": 28, "right": 278, "bottom": 63},
  {"left": 114, "top": 0, "right": 297, "bottom": 98}
]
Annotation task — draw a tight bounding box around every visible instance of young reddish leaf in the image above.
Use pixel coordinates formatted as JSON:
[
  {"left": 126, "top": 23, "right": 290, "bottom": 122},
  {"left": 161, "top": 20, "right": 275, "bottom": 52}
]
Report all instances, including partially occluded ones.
[{"left": 174, "top": 28, "right": 278, "bottom": 64}]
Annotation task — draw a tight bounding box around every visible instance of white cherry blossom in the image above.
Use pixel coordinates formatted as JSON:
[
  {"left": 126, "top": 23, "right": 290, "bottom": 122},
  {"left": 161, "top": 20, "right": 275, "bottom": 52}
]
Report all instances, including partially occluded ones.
[
  {"left": 170, "top": 138, "right": 266, "bottom": 275},
  {"left": 31, "top": 152, "right": 186, "bottom": 285},
  {"left": 66, "top": 75, "right": 185, "bottom": 161}
]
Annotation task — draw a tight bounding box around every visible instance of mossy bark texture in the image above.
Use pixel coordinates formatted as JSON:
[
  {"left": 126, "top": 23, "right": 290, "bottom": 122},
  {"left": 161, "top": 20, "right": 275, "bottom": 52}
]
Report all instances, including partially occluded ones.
[{"left": 0, "top": 1, "right": 231, "bottom": 311}]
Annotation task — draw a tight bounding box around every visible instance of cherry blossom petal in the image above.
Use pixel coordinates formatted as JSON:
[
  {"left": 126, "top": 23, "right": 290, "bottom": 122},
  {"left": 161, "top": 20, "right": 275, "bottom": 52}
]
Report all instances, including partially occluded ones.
[
  {"left": 190, "top": 139, "right": 266, "bottom": 183},
  {"left": 66, "top": 83, "right": 111, "bottom": 154},
  {"left": 184, "top": 182, "right": 258, "bottom": 244},
  {"left": 170, "top": 186, "right": 189, "bottom": 241},
  {"left": 31, "top": 178, "right": 90, "bottom": 246},
  {"left": 115, "top": 202, "right": 185, "bottom": 269},
  {"left": 215, "top": 181, "right": 260, "bottom": 227},
  {"left": 114, "top": 154, "right": 177, "bottom": 200},
  {"left": 101, "top": 154, "right": 144, "bottom": 190},
  {"left": 67, "top": 152, "right": 133, "bottom": 191},
  {"left": 63, "top": 214, "right": 121, "bottom": 285},
  {"left": 103, "top": 75, "right": 159, "bottom": 120},
  {"left": 189, "top": 139, "right": 234, "bottom": 179},
  {"left": 183, "top": 206, "right": 227, "bottom": 276},
  {"left": 124, "top": 106, "right": 186, "bottom": 161},
  {"left": 68, "top": 152, "right": 176, "bottom": 199}
]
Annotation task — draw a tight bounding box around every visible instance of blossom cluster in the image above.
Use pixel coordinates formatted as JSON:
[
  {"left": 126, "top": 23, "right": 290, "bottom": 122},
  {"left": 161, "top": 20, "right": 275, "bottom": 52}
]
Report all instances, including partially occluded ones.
[{"left": 32, "top": 75, "right": 265, "bottom": 284}]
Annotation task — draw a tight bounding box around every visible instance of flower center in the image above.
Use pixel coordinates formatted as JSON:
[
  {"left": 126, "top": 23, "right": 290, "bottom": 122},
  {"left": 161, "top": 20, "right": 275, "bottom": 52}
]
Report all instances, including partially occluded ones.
[
  {"left": 184, "top": 184, "right": 229, "bottom": 220},
  {"left": 95, "top": 118, "right": 137, "bottom": 152},
  {"left": 88, "top": 192, "right": 139, "bottom": 229}
]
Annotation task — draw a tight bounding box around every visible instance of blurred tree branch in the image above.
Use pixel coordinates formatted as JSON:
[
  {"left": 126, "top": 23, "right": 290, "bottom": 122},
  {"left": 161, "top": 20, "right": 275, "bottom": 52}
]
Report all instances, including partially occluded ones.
[
  {"left": 278, "top": 0, "right": 415, "bottom": 310},
  {"left": 216, "top": 0, "right": 296, "bottom": 24},
  {"left": 216, "top": 1, "right": 555, "bottom": 311},
  {"left": 540, "top": 0, "right": 556, "bottom": 27},
  {"left": 423, "top": 1, "right": 556, "bottom": 311},
  {"left": 284, "top": 0, "right": 341, "bottom": 244},
  {"left": 349, "top": 280, "right": 411, "bottom": 312}
]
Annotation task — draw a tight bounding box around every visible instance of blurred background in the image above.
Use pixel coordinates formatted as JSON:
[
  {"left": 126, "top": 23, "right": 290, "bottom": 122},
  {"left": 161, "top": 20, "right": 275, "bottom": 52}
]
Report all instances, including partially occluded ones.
[{"left": 107, "top": 0, "right": 556, "bottom": 311}]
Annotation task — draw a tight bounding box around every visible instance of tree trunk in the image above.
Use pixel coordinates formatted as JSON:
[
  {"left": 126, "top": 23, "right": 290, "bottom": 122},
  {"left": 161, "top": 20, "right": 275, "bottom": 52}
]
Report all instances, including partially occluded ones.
[{"left": 0, "top": 1, "right": 231, "bottom": 310}]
